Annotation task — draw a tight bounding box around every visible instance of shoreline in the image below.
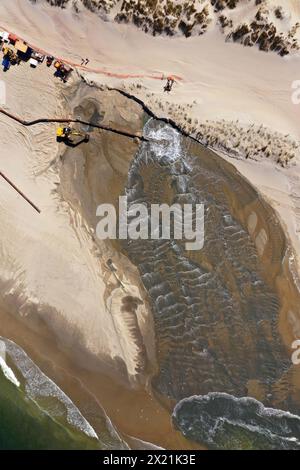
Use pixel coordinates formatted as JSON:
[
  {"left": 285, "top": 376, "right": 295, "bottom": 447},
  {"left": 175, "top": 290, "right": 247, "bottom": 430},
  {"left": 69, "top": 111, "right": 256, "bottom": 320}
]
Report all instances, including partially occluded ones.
[{"left": 0, "top": 305, "right": 202, "bottom": 450}]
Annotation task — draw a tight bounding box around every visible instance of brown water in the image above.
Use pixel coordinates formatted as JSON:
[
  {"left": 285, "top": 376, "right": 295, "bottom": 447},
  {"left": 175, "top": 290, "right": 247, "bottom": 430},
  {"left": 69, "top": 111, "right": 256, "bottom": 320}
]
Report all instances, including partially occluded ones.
[{"left": 122, "top": 119, "right": 300, "bottom": 414}]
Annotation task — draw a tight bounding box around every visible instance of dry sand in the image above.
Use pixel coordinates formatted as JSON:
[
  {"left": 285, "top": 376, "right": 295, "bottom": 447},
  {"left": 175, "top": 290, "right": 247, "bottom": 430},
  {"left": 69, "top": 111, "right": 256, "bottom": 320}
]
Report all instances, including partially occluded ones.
[
  {"left": 0, "top": 61, "right": 155, "bottom": 383},
  {"left": 0, "top": 0, "right": 300, "bottom": 449},
  {"left": 0, "top": 52, "right": 163, "bottom": 446}
]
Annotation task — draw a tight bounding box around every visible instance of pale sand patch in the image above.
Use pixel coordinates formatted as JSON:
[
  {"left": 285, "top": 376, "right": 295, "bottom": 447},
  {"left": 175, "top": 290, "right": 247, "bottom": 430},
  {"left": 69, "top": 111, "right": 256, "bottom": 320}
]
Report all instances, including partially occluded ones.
[{"left": 248, "top": 211, "right": 258, "bottom": 235}]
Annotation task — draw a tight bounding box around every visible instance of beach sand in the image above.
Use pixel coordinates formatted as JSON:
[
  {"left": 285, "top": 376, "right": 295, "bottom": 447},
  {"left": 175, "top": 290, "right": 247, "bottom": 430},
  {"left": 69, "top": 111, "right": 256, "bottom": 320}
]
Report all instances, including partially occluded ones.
[
  {"left": 0, "top": 0, "right": 300, "bottom": 449},
  {"left": 0, "top": 54, "right": 202, "bottom": 448}
]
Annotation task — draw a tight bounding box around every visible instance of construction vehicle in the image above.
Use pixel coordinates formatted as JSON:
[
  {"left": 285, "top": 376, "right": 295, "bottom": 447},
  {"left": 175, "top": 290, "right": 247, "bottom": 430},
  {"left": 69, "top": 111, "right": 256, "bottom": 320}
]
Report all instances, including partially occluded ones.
[
  {"left": 53, "top": 60, "right": 73, "bottom": 82},
  {"left": 46, "top": 55, "right": 54, "bottom": 67},
  {"left": 164, "top": 77, "right": 175, "bottom": 93},
  {"left": 2, "top": 46, "right": 18, "bottom": 70},
  {"left": 56, "top": 126, "right": 90, "bottom": 144},
  {"left": 54, "top": 60, "right": 62, "bottom": 69},
  {"left": 31, "top": 51, "right": 45, "bottom": 63},
  {"left": 3, "top": 46, "right": 18, "bottom": 62}
]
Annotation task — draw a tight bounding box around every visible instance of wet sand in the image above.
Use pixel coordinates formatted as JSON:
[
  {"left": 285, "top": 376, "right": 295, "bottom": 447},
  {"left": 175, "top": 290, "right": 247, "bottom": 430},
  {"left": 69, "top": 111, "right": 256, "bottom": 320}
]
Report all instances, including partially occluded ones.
[
  {"left": 0, "top": 306, "right": 202, "bottom": 449},
  {"left": 3, "top": 136, "right": 300, "bottom": 448},
  {"left": 0, "top": 79, "right": 202, "bottom": 449}
]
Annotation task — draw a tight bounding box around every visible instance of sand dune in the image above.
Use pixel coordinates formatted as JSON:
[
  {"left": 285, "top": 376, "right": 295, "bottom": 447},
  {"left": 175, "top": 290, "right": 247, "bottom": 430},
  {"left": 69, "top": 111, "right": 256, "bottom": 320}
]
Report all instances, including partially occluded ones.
[{"left": 36, "top": 0, "right": 300, "bottom": 55}]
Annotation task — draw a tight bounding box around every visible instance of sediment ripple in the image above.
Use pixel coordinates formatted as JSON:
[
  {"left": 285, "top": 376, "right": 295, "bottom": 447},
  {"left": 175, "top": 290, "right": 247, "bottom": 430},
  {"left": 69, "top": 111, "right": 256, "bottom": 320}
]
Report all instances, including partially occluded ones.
[{"left": 122, "top": 119, "right": 298, "bottom": 411}]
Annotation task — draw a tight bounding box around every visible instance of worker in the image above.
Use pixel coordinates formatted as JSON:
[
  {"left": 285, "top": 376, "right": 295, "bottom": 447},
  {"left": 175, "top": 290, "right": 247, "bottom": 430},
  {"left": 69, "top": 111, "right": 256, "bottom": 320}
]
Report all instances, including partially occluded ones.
[
  {"left": 2, "top": 55, "right": 10, "bottom": 72},
  {"left": 2, "top": 47, "right": 11, "bottom": 71}
]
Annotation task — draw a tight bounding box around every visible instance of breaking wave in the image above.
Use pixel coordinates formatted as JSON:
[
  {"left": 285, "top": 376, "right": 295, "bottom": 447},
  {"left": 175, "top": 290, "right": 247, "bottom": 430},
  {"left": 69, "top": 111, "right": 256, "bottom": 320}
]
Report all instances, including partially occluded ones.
[
  {"left": 0, "top": 337, "right": 98, "bottom": 440},
  {"left": 173, "top": 393, "right": 300, "bottom": 450},
  {"left": 0, "top": 356, "right": 20, "bottom": 388}
]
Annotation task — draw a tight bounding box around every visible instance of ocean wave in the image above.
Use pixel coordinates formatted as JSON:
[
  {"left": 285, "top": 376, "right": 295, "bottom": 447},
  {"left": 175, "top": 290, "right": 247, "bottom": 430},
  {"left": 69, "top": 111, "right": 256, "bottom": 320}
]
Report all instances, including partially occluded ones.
[
  {"left": 0, "top": 350, "right": 20, "bottom": 388},
  {"left": 0, "top": 337, "right": 98, "bottom": 440},
  {"left": 173, "top": 393, "right": 300, "bottom": 450}
]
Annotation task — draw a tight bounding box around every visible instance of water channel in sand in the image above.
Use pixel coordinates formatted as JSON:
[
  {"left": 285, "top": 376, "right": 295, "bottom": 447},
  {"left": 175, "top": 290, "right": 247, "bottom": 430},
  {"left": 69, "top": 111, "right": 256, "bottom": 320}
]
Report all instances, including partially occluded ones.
[{"left": 120, "top": 118, "right": 300, "bottom": 447}]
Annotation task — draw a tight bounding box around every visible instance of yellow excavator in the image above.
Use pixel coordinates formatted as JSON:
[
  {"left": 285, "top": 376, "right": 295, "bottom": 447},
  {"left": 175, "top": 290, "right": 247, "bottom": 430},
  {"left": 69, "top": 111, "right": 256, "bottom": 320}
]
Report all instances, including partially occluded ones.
[
  {"left": 2, "top": 46, "right": 19, "bottom": 66},
  {"left": 56, "top": 126, "right": 90, "bottom": 144}
]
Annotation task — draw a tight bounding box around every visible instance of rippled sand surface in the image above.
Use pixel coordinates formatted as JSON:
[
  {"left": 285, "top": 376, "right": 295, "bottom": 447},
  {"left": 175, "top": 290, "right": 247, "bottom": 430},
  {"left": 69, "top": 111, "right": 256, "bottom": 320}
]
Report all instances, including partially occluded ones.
[{"left": 123, "top": 119, "right": 300, "bottom": 412}]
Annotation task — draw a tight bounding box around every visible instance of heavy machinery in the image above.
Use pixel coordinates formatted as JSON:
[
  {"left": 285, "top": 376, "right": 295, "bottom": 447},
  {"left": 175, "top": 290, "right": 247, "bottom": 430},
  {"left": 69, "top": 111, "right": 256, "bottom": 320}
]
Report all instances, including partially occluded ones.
[
  {"left": 31, "top": 51, "right": 45, "bottom": 63},
  {"left": 56, "top": 126, "right": 90, "bottom": 145},
  {"left": 53, "top": 60, "right": 73, "bottom": 82},
  {"left": 46, "top": 55, "right": 54, "bottom": 67},
  {"left": 2, "top": 46, "right": 18, "bottom": 69}
]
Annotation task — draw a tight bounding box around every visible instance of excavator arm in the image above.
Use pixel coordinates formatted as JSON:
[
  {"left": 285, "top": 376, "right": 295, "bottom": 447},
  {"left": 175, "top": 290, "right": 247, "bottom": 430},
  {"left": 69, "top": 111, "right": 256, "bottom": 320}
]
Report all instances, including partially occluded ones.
[{"left": 56, "top": 126, "right": 90, "bottom": 143}]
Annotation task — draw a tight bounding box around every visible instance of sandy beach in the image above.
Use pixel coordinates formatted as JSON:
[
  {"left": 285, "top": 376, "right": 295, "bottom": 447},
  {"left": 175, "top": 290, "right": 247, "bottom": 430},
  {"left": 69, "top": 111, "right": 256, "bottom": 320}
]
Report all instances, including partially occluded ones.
[
  {"left": 0, "top": 0, "right": 300, "bottom": 450},
  {"left": 1, "top": 0, "right": 300, "bottom": 257}
]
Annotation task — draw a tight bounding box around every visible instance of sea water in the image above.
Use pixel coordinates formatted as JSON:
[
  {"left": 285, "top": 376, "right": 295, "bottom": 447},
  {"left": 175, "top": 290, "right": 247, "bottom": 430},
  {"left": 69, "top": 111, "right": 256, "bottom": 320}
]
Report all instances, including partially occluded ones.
[{"left": 0, "top": 338, "right": 125, "bottom": 450}]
